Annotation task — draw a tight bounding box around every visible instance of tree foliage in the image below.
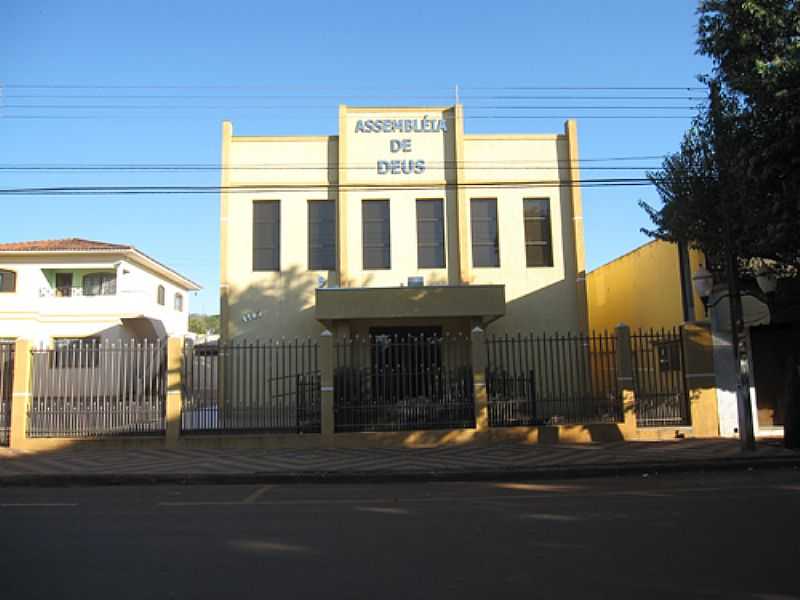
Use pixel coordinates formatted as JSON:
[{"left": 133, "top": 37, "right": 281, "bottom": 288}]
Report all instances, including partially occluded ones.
[
  {"left": 643, "top": 0, "right": 800, "bottom": 274},
  {"left": 188, "top": 313, "right": 220, "bottom": 336}
]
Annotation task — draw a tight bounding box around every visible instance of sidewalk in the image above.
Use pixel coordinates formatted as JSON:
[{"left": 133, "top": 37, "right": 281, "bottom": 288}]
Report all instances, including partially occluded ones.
[
  {"left": 0, "top": 439, "right": 798, "bottom": 486},
  {"left": 0, "top": 440, "right": 800, "bottom": 486}
]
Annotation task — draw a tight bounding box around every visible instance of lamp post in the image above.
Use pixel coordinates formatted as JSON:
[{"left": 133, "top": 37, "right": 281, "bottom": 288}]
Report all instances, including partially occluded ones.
[{"left": 692, "top": 263, "right": 756, "bottom": 451}]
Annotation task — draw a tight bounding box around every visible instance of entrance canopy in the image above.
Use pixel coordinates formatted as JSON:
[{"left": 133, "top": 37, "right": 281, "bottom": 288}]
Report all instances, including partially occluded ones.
[{"left": 315, "top": 285, "right": 505, "bottom": 327}]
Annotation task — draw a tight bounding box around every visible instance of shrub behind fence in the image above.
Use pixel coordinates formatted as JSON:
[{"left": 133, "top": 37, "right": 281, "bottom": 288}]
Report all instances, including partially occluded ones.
[
  {"left": 29, "top": 339, "right": 166, "bottom": 438},
  {"left": 181, "top": 338, "right": 321, "bottom": 434},
  {"left": 486, "top": 332, "right": 621, "bottom": 426}
]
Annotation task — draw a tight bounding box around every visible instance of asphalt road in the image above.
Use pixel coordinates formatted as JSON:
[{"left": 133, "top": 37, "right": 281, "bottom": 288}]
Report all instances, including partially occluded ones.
[{"left": 1, "top": 470, "right": 799, "bottom": 600}]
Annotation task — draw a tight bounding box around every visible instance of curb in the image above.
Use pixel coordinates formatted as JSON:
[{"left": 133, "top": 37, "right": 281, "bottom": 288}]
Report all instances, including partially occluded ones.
[{"left": 1, "top": 456, "right": 798, "bottom": 487}]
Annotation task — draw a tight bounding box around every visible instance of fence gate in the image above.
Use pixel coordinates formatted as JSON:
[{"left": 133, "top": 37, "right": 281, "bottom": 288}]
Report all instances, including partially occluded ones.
[
  {"left": 334, "top": 330, "right": 474, "bottom": 432},
  {"left": 0, "top": 342, "right": 14, "bottom": 446},
  {"left": 631, "top": 328, "right": 690, "bottom": 427}
]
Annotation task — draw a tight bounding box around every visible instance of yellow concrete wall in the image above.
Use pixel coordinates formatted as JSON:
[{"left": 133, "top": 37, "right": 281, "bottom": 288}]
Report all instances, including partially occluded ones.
[
  {"left": 587, "top": 240, "right": 704, "bottom": 332},
  {"left": 462, "top": 134, "right": 579, "bottom": 334}
]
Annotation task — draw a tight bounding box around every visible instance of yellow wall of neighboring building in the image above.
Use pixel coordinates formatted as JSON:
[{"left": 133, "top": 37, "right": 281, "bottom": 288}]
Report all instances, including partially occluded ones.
[{"left": 587, "top": 240, "right": 705, "bottom": 332}]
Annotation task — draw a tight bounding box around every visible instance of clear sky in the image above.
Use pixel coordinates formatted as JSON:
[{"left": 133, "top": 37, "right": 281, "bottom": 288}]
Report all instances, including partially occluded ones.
[{"left": 0, "top": 1, "right": 710, "bottom": 314}]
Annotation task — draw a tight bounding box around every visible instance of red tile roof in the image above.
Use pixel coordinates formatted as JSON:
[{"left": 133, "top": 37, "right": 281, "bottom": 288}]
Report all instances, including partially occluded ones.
[{"left": 0, "top": 238, "right": 132, "bottom": 252}]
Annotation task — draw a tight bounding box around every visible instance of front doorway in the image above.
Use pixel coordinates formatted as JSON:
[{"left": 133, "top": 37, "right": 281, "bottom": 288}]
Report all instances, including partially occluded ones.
[{"left": 368, "top": 327, "right": 443, "bottom": 403}]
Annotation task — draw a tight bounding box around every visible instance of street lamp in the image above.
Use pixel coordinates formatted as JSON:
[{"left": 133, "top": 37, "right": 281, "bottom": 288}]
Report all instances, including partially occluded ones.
[
  {"left": 691, "top": 262, "right": 756, "bottom": 451},
  {"left": 692, "top": 265, "right": 714, "bottom": 313}
]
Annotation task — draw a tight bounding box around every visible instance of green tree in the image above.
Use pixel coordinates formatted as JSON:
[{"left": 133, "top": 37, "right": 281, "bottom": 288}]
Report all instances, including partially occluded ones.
[
  {"left": 642, "top": 0, "right": 800, "bottom": 447},
  {"left": 188, "top": 314, "right": 220, "bottom": 336}
]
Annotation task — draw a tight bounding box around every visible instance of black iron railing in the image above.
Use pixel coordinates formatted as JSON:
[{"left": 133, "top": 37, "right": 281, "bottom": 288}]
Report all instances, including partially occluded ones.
[
  {"left": 334, "top": 334, "right": 474, "bottom": 432},
  {"left": 632, "top": 328, "right": 690, "bottom": 427},
  {"left": 181, "top": 339, "right": 321, "bottom": 434},
  {"left": 0, "top": 342, "right": 14, "bottom": 446},
  {"left": 486, "top": 332, "right": 622, "bottom": 426},
  {"left": 29, "top": 339, "right": 166, "bottom": 438}
]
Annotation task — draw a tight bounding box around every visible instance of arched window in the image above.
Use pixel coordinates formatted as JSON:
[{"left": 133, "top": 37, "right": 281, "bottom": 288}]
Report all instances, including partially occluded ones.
[
  {"left": 174, "top": 293, "right": 184, "bottom": 312},
  {"left": 83, "top": 272, "right": 116, "bottom": 296},
  {"left": 157, "top": 285, "right": 165, "bottom": 305},
  {"left": 0, "top": 269, "right": 16, "bottom": 293}
]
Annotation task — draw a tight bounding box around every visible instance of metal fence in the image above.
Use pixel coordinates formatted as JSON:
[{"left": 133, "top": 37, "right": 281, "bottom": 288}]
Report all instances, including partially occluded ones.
[
  {"left": 0, "top": 342, "right": 14, "bottom": 446},
  {"left": 334, "top": 333, "right": 475, "bottom": 432},
  {"left": 181, "top": 339, "right": 321, "bottom": 433},
  {"left": 486, "top": 332, "right": 622, "bottom": 426},
  {"left": 632, "top": 328, "right": 690, "bottom": 427},
  {"left": 29, "top": 339, "right": 166, "bottom": 438}
]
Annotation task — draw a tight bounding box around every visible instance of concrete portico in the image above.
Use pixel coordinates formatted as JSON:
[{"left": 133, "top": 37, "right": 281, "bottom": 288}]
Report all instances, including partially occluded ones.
[{"left": 315, "top": 284, "right": 505, "bottom": 331}]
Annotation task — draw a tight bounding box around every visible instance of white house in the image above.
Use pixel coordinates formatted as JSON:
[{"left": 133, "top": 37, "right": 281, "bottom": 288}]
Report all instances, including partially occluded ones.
[{"left": 0, "top": 238, "right": 201, "bottom": 346}]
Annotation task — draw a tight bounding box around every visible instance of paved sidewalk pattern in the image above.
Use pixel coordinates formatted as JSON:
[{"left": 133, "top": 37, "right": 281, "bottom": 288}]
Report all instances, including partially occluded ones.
[{"left": 1, "top": 439, "right": 798, "bottom": 484}]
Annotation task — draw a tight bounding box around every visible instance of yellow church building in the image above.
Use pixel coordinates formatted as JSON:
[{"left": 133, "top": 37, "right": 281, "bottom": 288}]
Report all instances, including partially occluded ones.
[{"left": 219, "top": 105, "right": 588, "bottom": 342}]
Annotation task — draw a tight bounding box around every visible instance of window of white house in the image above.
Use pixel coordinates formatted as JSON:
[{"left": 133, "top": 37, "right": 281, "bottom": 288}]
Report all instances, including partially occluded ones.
[
  {"left": 174, "top": 293, "right": 183, "bottom": 312},
  {"left": 0, "top": 269, "right": 16, "bottom": 293},
  {"left": 83, "top": 272, "right": 116, "bottom": 296},
  {"left": 157, "top": 285, "right": 165, "bottom": 305}
]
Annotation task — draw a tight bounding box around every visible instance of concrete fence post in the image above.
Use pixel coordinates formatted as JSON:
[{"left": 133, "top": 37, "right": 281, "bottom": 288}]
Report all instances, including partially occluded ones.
[
  {"left": 471, "top": 326, "right": 489, "bottom": 434},
  {"left": 166, "top": 337, "right": 184, "bottom": 448},
  {"left": 614, "top": 324, "right": 638, "bottom": 438},
  {"left": 319, "top": 330, "right": 335, "bottom": 438},
  {"left": 681, "top": 322, "right": 720, "bottom": 437},
  {"left": 9, "top": 339, "right": 32, "bottom": 449}
]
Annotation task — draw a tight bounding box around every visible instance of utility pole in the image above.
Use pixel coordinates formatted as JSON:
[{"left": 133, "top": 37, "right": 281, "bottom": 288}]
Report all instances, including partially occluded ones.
[{"left": 711, "top": 82, "right": 756, "bottom": 451}]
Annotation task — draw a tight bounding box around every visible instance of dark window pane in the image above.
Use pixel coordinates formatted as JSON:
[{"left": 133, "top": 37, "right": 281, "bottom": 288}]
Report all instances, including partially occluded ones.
[
  {"left": 84, "top": 272, "right": 116, "bottom": 296},
  {"left": 473, "top": 246, "right": 499, "bottom": 268},
  {"left": 363, "top": 200, "right": 390, "bottom": 270},
  {"left": 523, "top": 198, "right": 553, "bottom": 267},
  {"left": 524, "top": 199, "right": 549, "bottom": 218},
  {"left": 525, "top": 244, "right": 552, "bottom": 267},
  {"left": 416, "top": 199, "right": 445, "bottom": 268},
  {"left": 471, "top": 199, "right": 499, "bottom": 267},
  {"left": 524, "top": 220, "right": 551, "bottom": 242},
  {"left": 308, "top": 200, "right": 336, "bottom": 270},
  {"left": 0, "top": 269, "right": 17, "bottom": 293},
  {"left": 253, "top": 200, "right": 280, "bottom": 271}
]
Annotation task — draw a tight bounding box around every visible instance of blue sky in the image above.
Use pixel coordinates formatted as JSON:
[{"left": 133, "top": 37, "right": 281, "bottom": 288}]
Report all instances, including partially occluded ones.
[{"left": 0, "top": 1, "right": 710, "bottom": 314}]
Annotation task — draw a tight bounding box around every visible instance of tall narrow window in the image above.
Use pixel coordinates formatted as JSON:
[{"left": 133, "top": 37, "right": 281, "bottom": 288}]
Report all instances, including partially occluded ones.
[
  {"left": 174, "top": 293, "right": 184, "bottom": 312},
  {"left": 253, "top": 200, "right": 280, "bottom": 271},
  {"left": 523, "top": 198, "right": 553, "bottom": 267},
  {"left": 157, "top": 285, "right": 165, "bottom": 305},
  {"left": 471, "top": 198, "right": 499, "bottom": 267},
  {"left": 362, "top": 200, "right": 391, "bottom": 270},
  {"left": 416, "top": 199, "right": 445, "bottom": 268},
  {"left": 308, "top": 200, "right": 336, "bottom": 271},
  {"left": 0, "top": 269, "right": 17, "bottom": 293}
]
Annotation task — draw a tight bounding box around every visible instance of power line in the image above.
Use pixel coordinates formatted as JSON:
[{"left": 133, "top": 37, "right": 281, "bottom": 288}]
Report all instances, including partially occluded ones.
[
  {"left": 2, "top": 104, "right": 701, "bottom": 110},
  {"left": 3, "top": 94, "right": 707, "bottom": 101},
  {"left": 0, "top": 114, "right": 696, "bottom": 120},
  {"left": 0, "top": 178, "right": 659, "bottom": 196},
  {"left": 1, "top": 83, "right": 705, "bottom": 90}
]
